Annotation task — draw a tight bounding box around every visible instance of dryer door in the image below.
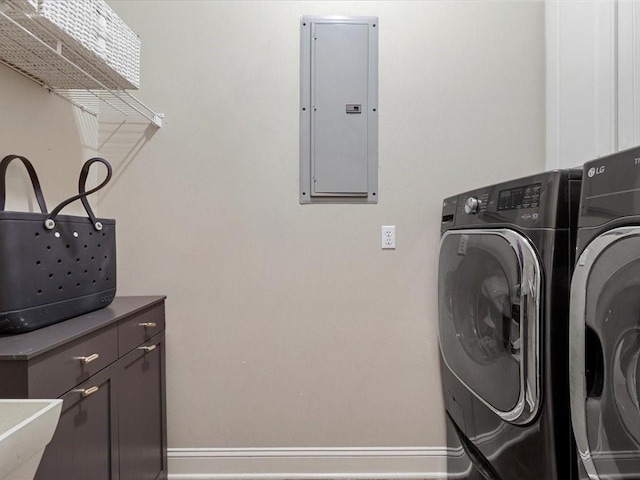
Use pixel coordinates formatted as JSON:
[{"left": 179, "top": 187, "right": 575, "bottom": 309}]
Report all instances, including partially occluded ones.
[
  {"left": 571, "top": 227, "right": 640, "bottom": 479},
  {"left": 438, "top": 229, "right": 542, "bottom": 425}
]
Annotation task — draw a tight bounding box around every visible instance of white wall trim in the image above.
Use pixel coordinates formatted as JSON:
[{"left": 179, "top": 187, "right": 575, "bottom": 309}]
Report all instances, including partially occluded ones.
[
  {"left": 545, "top": 0, "right": 618, "bottom": 169},
  {"left": 167, "top": 447, "right": 459, "bottom": 480},
  {"left": 616, "top": 0, "right": 640, "bottom": 150},
  {"left": 595, "top": 0, "right": 618, "bottom": 157}
]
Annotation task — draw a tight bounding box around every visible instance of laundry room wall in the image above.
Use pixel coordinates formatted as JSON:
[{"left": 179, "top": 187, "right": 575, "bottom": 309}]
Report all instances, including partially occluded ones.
[
  {"left": 95, "top": 0, "right": 546, "bottom": 475},
  {"left": 0, "top": 65, "right": 97, "bottom": 214}
]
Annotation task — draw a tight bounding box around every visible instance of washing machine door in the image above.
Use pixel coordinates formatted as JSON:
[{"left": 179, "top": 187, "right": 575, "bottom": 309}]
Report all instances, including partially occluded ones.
[
  {"left": 571, "top": 226, "right": 640, "bottom": 479},
  {"left": 438, "top": 229, "right": 542, "bottom": 425}
]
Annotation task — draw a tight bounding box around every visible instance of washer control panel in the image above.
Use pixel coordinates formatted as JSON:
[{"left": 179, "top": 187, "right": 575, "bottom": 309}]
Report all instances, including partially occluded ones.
[
  {"left": 464, "top": 196, "right": 479, "bottom": 214},
  {"left": 456, "top": 179, "right": 545, "bottom": 225},
  {"left": 445, "top": 170, "right": 577, "bottom": 230},
  {"left": 497, "top": 182, "right": 542, "bottom": 211},
  {"left": 463, "top": 192, "right": 489, "bottom": 215}
]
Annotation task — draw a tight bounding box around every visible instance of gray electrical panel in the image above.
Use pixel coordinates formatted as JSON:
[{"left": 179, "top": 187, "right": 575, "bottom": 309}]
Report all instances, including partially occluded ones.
[{"left": 300, "top": 16, "right": 379, "bottom": 204}]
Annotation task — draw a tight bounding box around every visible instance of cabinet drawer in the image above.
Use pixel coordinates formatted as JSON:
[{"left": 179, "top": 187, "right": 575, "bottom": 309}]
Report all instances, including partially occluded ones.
[
  {"left": 29, "top": 324, "right": 118, "bottom": 398},
  {"left": 118, "top": 303, "right": 165, "bottom": 356}
]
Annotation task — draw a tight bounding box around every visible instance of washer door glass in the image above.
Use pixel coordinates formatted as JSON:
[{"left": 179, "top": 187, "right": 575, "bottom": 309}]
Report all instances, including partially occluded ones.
[
  {"left": 439, "top": 231, "right": 529, "bottom": 415},
  {"left": 577, "top": 233, "right": 640, "bottom": 478}
]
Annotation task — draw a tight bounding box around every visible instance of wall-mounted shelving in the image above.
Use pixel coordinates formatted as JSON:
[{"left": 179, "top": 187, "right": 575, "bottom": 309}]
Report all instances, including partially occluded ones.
[{"left": 0, "top": 2, "right": 162, "bottom": 127}]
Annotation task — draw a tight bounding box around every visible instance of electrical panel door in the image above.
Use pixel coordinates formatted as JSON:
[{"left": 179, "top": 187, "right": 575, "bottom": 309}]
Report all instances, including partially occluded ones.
[{"left": 300, "top": 16, "right": 378, "bottom": 204}]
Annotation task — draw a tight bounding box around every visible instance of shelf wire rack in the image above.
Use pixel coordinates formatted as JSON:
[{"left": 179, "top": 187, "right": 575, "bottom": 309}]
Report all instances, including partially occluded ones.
[{"left": 0, "top": 2, "right": 162, "bottom": 127}]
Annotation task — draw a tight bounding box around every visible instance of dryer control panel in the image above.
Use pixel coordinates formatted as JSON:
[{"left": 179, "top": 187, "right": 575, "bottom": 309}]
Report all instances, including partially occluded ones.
[{"left": 580, "top": 146, "right": 640, "bottom": 229}]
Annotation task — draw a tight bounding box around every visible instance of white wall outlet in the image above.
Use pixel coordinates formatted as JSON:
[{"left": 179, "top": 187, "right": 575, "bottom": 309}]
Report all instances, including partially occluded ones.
[{"left": 381, "top": 226, "right": 396, "bottom": 249}]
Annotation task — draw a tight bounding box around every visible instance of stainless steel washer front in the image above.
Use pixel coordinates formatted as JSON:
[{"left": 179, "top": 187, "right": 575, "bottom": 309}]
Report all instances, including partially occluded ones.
[{"left": 439, "top": 229, "right": 542, "bottom": 426}]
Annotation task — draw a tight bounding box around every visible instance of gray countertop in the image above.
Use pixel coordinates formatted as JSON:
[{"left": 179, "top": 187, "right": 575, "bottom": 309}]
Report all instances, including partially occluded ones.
[{"left": 0, "top": 296, "right": 165, "bottom": 360}]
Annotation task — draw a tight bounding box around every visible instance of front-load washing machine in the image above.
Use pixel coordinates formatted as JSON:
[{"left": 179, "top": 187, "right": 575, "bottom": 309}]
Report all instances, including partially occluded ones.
[
  {"left": 439, "top": 170, "right": 581, "bottom": 479},
  {"left": 570, "top": 146, "right": 640, "bottom": 479}
]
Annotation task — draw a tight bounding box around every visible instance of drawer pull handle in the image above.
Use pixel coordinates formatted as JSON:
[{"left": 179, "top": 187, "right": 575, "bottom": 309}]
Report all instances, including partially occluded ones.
[
  {"left": 138, "top": 322, "right": 157, "bottom": 328},
  {"left": 75, "top": 353, "right": 100, "bottom": 364},
  {"left": 75, "top": 386, "right": 99, "bottom": 397},
  {"left": 139, "top": 345, "right": 157, "bottom": 352}
]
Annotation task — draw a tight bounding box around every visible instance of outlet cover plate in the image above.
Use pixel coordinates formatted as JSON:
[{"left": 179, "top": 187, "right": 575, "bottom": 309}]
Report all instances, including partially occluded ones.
[{"left": 382, "top": 225, "right": 395, "bottom": 249}]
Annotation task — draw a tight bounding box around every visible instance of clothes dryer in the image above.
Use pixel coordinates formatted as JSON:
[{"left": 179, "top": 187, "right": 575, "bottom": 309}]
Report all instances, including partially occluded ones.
[
  {"left": 570, "top": 146, "right": 640, "bottom": 479},
  {"left": 439, "top": 170, "right": 581, "bottom": 479}
]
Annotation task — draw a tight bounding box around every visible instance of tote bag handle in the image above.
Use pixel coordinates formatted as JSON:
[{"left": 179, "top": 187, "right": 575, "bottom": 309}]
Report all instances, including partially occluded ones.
[
  {"left": 44, "top": 158, "right": 113, "bottom": 231},
  {"left": 0, "top": 154, "right": 48, "bottom": 213}
]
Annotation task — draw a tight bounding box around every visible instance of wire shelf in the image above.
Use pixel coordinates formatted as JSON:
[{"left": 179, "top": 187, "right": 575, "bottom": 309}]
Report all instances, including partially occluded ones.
[{"left": 0, "top": 2, "right": 162, "bottom": 127}]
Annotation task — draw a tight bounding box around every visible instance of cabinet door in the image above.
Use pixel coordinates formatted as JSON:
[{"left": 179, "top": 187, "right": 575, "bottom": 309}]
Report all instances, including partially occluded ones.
[
  {"left": 35, "top": 367, "right": 118, "bottom": 480},
  {"left": 117, "top": 333, "right": 166, "bottom": 480}
]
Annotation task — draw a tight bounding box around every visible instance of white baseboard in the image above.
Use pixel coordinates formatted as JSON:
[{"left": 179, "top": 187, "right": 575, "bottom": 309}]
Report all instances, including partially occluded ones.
[{"left": 167, "top": 446, "right": 463, "bottom": 480}]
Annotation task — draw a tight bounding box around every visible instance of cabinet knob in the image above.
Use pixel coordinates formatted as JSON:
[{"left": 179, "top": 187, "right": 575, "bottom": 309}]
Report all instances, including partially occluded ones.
[
  {"left": 138, "top": 322, "right": 157, "bottom": 328},
  {"left": 74, "top": 353, "right": 100, "bottom": 364},
  {"left": 138, "top": 345, "right": 157, "bottom": 352},
  {"left": 75, "top": 386, "right": 99, "bottom": 397}
]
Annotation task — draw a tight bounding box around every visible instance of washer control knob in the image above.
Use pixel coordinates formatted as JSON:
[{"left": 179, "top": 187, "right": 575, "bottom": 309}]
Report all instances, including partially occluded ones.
[{"left": 464, "top": 196, "right": 480, "bottom": 214}]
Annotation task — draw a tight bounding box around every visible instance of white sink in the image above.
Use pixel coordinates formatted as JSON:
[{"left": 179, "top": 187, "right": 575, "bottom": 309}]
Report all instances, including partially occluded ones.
[{"left": 0, "top": 399, "right": 62, "bottom": 480}]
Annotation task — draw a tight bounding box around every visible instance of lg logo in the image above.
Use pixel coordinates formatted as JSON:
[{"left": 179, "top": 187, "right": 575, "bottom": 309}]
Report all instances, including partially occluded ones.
[{"left": 588, "top": 166, "right": 605, "bottom": 178}]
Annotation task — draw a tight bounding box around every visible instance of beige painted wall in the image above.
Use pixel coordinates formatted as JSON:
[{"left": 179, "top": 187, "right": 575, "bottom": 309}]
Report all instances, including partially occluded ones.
[
  {"left": 0, "top": 0, "right": 547, "bottom": 454},
  {"left": 0, "top": 65, "right": 96, "bottom": 214},
  {"left": 97, "top": 0, "right": 546, "bottom": 450}
]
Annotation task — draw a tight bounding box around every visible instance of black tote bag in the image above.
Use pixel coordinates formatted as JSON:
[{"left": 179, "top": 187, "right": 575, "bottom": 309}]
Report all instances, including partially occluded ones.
[{"left": 0, "top": 155, "right": 116, "bottom": 334}]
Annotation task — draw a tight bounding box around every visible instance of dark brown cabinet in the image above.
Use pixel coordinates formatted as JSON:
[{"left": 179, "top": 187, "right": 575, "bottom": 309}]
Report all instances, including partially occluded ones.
[
  {"left": 0, "top": 296, "right": 167, "bottom": 480},
  {"left": 37, "top": 367, "right": 118, "bottom": 480},
  {"left": 117, "top": 333, "right": 166, "bottom": 480}
]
